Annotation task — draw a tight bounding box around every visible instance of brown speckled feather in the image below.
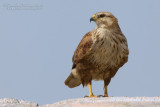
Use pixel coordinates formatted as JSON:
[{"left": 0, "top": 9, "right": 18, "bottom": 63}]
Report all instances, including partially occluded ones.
[{"left": 72, "top": 32, "right": 93, "bottom": 64}]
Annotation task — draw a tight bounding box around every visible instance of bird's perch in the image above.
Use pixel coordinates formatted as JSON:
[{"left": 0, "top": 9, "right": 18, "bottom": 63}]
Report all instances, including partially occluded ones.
[
  {"left": 42, "top": 97, "right": 160, "bottom": 107},
  {"left": 1, "top": 97, "right": 160, "bottom": 107}
]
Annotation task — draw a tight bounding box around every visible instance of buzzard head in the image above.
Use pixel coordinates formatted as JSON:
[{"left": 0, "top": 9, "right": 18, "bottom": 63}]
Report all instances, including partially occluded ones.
[{"left": 90, "top": 12, "right": 118, "bottom": 28}]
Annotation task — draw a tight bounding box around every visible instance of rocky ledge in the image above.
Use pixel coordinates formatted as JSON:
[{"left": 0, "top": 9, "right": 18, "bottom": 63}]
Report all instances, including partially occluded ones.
[
  {"left": 0, "top": 98, "right": 38, "bottom": 107},
  {"left": 1, "top": 97, "right": 160, "bottom": 107}
]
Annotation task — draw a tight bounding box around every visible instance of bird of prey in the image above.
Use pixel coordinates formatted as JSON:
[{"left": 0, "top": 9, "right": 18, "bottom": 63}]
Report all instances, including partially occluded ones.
[{"left": 65, "top": 12, "right": 129, "bottom": 97}]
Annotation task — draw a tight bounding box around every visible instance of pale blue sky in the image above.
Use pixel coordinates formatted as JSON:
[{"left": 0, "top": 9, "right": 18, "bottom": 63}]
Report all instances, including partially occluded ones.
[{"left": 0, "top": 0, "right": 160, "bottom": 105}]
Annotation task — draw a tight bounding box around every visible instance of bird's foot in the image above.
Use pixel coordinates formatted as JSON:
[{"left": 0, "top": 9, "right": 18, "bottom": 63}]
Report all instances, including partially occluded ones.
[
  {"left": 97, "top": 95, "right": 104, "bottom": 97},
  {"left": 84, "top": 95, "right": 97, "bottom": 98},
  {"left": 97, "top": 94, "right": 112, "bottom": 97},
  {"left": 103, "top": 94, "right": 109, "bottom": 97}
]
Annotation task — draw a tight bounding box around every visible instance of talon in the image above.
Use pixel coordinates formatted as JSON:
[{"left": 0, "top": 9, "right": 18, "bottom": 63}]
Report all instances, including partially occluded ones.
[
  {"left": 85, "top": 95, "right": 97, "bottom": 98},
  {"left": 97, "top": 95, "right": 103, "bottom": 97},
  {"left": 103, "top": 94, "right": 109, "bottom": 97},
  {"left": 103, "top": 95, "right": 113, "bottom": 97}
]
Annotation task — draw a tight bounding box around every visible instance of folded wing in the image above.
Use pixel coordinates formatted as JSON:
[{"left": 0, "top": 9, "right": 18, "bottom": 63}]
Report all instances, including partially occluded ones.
[{"left": 72, "top": 32, "right": 93, "bottom": 64}]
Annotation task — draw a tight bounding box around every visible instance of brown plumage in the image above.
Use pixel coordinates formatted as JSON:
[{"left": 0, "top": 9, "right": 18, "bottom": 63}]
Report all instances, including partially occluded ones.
[{"left": 65, "top": 12, "right": 129, "bottom": 97}]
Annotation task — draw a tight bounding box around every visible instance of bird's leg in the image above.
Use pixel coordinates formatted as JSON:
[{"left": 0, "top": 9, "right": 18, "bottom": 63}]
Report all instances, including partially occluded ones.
[
  {"left": 85, "top": 82, "right": 97, "bottom": 97},
  {"left": 104, "top": 85, "right": 108, "bottom": 97},
  {"left": 97, "top": 85, "right": 108, "bottom": 97},
  {"left": 88, "top": 83, "right": 94, "bottom": 96},
  {"left": 103, "top": 78, "right": 111, "bottom": 97}
]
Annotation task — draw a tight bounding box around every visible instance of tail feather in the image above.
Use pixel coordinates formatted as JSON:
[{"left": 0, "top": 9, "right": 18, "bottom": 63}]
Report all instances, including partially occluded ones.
[{"left": 65, "top": 73, "right": 81, "bottom": 88}]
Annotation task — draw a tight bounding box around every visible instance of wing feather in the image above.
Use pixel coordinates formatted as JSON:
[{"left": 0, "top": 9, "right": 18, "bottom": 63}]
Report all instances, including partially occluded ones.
[{"left": 72, "top": 32, "right": 93, "bottom": 64}]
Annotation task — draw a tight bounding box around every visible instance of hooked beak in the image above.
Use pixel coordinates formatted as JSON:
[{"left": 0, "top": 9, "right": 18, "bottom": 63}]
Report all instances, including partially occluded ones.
[
  {"left": 90, "top": 17, "right": 94, "bottom": 23},
  {"left": 90, "top": 14, "right": 96, "bottom": 23},
  {"left": 90, "top": 14, "right": 95, "bottom": 23}
]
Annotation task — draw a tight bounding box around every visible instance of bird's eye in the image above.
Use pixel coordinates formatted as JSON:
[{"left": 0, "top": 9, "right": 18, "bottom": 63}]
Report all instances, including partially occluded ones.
[{"left": 99, "top": 14, "right": 105, "bottom": 18}]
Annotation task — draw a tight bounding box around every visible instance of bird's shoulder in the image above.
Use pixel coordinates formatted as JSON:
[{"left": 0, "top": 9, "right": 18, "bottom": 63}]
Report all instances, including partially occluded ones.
[{"left": 72, "top": 31, "right": 94, "bottom": 64}]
